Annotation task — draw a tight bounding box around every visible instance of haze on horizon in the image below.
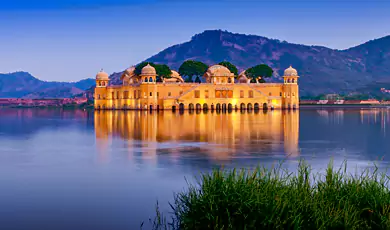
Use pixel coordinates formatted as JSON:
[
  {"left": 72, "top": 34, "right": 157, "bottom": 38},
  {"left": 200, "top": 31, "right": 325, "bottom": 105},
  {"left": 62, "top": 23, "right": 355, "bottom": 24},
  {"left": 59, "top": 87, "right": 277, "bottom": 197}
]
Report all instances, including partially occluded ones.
[{"left": 1, "top": 0, "right": 389, "bottom": 82}]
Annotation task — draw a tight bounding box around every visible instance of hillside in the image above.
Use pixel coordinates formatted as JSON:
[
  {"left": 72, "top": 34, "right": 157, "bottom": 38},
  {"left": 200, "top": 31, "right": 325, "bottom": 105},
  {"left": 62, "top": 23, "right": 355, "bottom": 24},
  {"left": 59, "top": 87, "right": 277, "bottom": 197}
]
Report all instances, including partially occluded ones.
[
  {"left": 109, "top": 30, "right": 390, "bottom": 96},
  {"left": 0, "top": 72, "right": 95, "bottom": 98}
]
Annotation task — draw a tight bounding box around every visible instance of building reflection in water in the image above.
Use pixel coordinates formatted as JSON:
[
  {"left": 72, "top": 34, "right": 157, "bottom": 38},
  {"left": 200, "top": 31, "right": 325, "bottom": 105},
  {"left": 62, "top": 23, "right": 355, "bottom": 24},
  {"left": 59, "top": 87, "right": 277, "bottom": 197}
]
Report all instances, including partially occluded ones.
[{"left": 94, "top": 110, "right": 300, "bottom": 163}]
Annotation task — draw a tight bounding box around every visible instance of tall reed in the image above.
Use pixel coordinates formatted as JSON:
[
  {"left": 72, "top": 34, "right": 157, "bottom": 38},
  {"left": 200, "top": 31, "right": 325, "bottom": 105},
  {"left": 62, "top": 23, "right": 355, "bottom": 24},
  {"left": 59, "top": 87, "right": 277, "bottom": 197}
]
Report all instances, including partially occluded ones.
[{"left": 150, "top": 159, "right": 390, "bottom": 230}]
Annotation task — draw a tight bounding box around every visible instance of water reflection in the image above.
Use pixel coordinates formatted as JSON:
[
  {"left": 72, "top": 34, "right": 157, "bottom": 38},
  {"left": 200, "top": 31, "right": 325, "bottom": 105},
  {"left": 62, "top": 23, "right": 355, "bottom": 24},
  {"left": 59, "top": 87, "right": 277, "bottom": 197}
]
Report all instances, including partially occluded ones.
[{"left": 94, "top": 110, "right": 300, "bottom": 162}]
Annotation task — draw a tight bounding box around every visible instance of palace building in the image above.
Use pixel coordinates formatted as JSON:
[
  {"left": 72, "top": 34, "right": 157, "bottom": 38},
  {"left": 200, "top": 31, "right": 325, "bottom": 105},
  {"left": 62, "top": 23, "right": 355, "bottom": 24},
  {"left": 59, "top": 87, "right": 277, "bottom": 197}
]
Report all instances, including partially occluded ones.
[{"left": 94, "top": 64, "right": 300, "bottom": 110}]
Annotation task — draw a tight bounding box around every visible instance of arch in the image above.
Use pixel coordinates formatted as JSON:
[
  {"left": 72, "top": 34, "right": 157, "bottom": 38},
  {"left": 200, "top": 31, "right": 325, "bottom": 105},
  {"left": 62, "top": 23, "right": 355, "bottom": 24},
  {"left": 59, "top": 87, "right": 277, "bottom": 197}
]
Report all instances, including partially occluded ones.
[
  {"left": 149, "top": 104, "right": 153, "bottom": 111},
  {"left": 254, "top": 103, "right": 260, "bottom": 110},
  {"left": 144, "top": 77, "right": 148, "bottom": 82},
  {"left": 288, "top": 104, "right": 291, "bottom": 110},
  {"left": 172, "top": 105, "right": 176, "bottom": 112},
  {"left": 149, "top": 77, "right": 153, "bottom": 82},
  {"left": 189, "top": 103, "right": 195, "bottom": 110},
  {"left": 263, "top": 103, "right": 268, "bottom": 110},
  {"left": 210, "top": 104, "right": 215, "bottom": 111},
  {"left": 179, "top": 103, "right": 185, "bottom": 110},
  {"left": 203, "top": 103, "right": 208, "bottom": 110},
  {"left": 240, "top": 103, "right": 246, "bottom": 110},
  {"left": 216, "top": 103, "right": 221, "bottom": 111},
  {"left": 292, "top": 79, "right": 295, "bottom": 83},
  {"left": 247, "top": 103, "right": 253, "bottom": 110},
  {"left": 102, "top": 105, "right": 106, "bottom": 110},
  {"left": 123, "top": 104, "right": 128, "bottom": 110},
  {"left": 196, "top": 103, "right": 202, "bottom": 110},
  {"left": 228, "top": 78, "right": 232, "bottom": 83},
  {"left": 293, "top": 104, "right": 297, "bottom": 110},
  {"left": 97, "top": 105, "right": 101, "bottom": 110},
  {"left": 228, "top": 103, "right": 233, "bottom": 111},
  {"left": 287, "top": 79, "right": 291, "bottom": 83},
  {"left": 222, "top": 103, "right": 227, "bottom": 110}
]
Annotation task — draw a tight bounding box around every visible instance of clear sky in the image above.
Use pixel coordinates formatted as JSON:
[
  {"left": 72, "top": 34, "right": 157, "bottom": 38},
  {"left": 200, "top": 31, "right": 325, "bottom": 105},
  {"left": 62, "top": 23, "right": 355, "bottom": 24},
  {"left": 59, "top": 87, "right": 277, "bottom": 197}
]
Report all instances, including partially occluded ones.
[{"left": 1, "top": 0, "right": 389, "bottom": 81}]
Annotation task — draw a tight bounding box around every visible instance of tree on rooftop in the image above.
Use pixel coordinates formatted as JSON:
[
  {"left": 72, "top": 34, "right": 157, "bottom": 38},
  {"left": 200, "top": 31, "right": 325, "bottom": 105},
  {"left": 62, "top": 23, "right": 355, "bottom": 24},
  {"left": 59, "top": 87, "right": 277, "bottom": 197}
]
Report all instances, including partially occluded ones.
[
  {"left": 134, "top": 62, "right": 172, "bottom": 80},
  {"left": 179, "top": 60, "right": 208, "bottom": 83},
  {"left": 218, "top": 61, "right": 238, "bottom": 78},
  {"left": 245, "top": 64, "right": 273, "bottom": 83}
]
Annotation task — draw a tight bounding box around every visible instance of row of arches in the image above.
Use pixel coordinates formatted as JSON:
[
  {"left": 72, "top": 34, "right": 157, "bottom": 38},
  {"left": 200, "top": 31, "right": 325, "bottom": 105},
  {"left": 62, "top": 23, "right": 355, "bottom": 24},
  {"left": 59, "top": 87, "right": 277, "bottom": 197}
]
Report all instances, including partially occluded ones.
[{"left": 177, "top": 103, "right": 268, "bottom": 111}]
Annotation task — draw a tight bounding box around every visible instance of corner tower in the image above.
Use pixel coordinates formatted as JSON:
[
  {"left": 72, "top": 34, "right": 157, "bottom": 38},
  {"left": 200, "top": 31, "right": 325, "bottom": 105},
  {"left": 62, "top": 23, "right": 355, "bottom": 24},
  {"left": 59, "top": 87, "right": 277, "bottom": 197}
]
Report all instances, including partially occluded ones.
[
  {"left": 94, "top": 69, "right": 110, "bottom": 110},
  {"left": 282, "top": 66, "right": 299, "bottom": 109}
]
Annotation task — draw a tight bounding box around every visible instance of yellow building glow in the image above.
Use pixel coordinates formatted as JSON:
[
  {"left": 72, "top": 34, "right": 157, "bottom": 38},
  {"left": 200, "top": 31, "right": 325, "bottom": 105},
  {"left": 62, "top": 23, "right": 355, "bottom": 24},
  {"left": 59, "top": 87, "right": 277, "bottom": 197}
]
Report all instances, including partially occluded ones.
[{"left": 94, "top": 64, "right": 300, "bottom": 110}]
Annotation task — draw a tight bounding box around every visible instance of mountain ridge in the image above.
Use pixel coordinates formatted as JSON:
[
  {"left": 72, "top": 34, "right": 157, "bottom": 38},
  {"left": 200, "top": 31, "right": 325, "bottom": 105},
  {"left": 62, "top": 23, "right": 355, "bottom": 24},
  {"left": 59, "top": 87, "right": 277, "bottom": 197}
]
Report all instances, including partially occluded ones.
[{"left": 0, "top": 71, "right": 95, "bottom": 98}]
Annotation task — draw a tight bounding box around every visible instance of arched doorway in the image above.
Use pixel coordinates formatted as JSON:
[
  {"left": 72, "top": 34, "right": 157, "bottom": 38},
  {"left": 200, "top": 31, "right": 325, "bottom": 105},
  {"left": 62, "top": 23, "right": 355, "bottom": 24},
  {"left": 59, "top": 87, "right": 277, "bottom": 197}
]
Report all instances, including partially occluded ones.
[
  {"left": 222, "top": 103, "right": 227, "bottom": 110},
  {"left": 247, "top": 103, "right": 253, "bottom": 110},
  {"left": 156, "top": 105, "right": 160, "bottom": 111},
  {"left": 196, "top": 103, "right": 202, "bottom": 110},
  {"left": 97, "top": 105, "right": 101, "bottom": 110},
  {"left": 240, "top": 103, "right": 246, "bottom": 110},
  {"left": 254, "top": 103, "right": 260, "bottom": 110},
  {"left": 203, "top": 103, "right": 208, "bottom": 110},
  {"left": 172, "top": 105, "right": 176, "bottom": 112},
  {"left": 288, "top": 104, "right": 291, "bottom": 110},
  {"left": 179, "top": 103, "right": 185, "bottom": 110},
  {"left": 228, "top": 103, "right": 233, "bottom": 111},
  {"left": 210, "top": 104, "right": 215, "bottom": 111},
  {"left": 102, "top": 105, "right": 106, "bottom": 110},
  {"left": 149, "top": 77, "right": 153, "bottom": 82},
  {"left": 293, "top": 104, "right": 297, "bottom": 110},
  {"left": 123, "top": 104, "right": 128, "bottom": 110},
  {"left": 263, "top": 103, "right": 268, "bottom": 110},
  {"left": 149, "top": 105, "right": 153, "bottom": 111},
  {"left": 216, "top": 103, "right": 221, "bottom": 111},
  {"left": 189, "top": 103, "right": 194, "bottom": 110}
]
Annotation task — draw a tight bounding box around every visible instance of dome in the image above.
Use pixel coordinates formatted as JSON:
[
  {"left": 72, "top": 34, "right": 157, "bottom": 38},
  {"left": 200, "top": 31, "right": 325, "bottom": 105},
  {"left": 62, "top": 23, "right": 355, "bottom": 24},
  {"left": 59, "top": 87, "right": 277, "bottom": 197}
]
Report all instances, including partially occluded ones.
[
  {"left": 171, "top": 70, "right": 180, "bottom": 78},
  {"left": 284, "top": 66, "right": 298, "bottom": 77},
  {"left": 141, "top": 64, "right": 157, "bottom": 76},
  {"left": 121, "top": 66, "right": 135, "bottom": 80},
  {"left": 125, "top": 66, "right": 135, "bottom": 76},
  {"left": 96, "top": 69, "right": 109, "bottom": 80},
  {"left": 206, "top": 65, "right": 234, "bottom": 77}
]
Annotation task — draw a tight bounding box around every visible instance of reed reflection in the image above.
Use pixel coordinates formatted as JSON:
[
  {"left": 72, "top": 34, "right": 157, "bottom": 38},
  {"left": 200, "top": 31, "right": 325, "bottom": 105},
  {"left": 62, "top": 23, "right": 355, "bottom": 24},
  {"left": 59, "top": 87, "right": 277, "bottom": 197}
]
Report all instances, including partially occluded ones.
[{"left": 94, "top": 110, "right": 300, "bottom": 161}]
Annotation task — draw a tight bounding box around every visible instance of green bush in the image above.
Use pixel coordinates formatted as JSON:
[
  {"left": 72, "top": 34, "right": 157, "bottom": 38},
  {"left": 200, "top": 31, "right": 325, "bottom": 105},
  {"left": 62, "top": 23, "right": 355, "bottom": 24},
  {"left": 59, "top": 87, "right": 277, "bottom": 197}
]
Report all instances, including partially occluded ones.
[{"left": 149, "top": 159, "right": 390, "bottom": 230}]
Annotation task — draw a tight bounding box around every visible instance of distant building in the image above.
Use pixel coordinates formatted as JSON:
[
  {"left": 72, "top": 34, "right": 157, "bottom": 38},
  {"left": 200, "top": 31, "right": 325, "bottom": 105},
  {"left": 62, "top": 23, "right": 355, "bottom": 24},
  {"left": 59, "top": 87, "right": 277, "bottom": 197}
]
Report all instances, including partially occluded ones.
[{"left": 94, "top": 65, "right": 300, "bottom": 110}]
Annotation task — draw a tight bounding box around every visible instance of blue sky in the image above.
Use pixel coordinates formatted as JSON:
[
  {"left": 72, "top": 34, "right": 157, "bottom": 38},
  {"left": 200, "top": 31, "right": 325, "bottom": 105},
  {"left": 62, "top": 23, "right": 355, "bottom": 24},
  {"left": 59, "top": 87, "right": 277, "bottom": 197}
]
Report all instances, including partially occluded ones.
[{"left": 1, "top": 0, "right": 389, "bottom": 81}]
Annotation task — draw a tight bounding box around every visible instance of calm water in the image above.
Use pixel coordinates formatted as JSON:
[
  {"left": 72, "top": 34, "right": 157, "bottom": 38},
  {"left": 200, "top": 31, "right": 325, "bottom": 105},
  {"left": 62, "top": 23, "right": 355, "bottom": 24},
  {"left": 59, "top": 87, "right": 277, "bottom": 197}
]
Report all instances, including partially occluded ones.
[{"left": 1, "top": 108, "right": 390, "bottom": 229}]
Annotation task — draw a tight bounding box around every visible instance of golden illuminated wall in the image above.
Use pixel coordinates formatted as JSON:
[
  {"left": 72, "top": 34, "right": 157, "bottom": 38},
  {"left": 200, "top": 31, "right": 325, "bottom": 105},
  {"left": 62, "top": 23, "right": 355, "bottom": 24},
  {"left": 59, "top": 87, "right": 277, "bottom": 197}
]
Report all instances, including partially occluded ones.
[
  {"left": 94, "top": 110, "right": 300, "bottom": 160},
  {"left": 94, "top": 82, "right": 299, "bottom": 110}
]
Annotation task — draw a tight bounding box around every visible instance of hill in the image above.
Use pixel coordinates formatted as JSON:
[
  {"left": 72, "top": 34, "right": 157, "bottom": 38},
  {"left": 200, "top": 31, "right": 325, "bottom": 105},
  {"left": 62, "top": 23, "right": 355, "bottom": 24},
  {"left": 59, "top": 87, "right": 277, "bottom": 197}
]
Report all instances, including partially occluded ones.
[
  {"left": 109, "top": 30, "right": 390, "bottom": 96},
  {"left": 0, "top": 72, "right": 95, "bottom": 98}
]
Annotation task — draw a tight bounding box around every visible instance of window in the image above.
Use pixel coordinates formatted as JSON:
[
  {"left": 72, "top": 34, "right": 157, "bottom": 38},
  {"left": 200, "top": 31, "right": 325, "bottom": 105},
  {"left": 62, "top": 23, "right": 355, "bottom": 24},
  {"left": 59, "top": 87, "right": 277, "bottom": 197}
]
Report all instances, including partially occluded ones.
[
  {"left": 124, "top": 91, "right": 129, "bottom": 99},
  {"left": 240, "top": 90, "right": 244, "bottom": 98},
  {"left": 97, "top": 94, "right": 101, "bottom": 99},
  {"left": 138, "top": 90, "right": 141, "bottom": 98},
  {"left": 111, "top": 92, "right": 114, "bottom": 99},
  {"left": 269, "top": 92, "right": 272, "bottom": 96},
  {"left": 205, "top": 90, "right": 209, "bottom": 98},
  {"left": 168, "top": 92, "right": 171, "bottom": 97},
  {"left": 134, "top": 90, "right": 137, "bottom": 98},
  {"left": 157, "top": 92, "right": 159, "bottom": 98},
  {"left": 280, "top": 92, "right": 282, "bottom": 97},
  {"left": 292, "top": 92, "right": 295, "bottom": 97},
  {"left": 116, "top": 91, "right": 120, "bottom": 99},
  {"left": 179, "top": 91, "right": 183, "bottom": 95},
  {"left": 248, "top": 90, "right": 253, "bottom": 98},
  {"left": 150, "top": 92, "right": 152, "bottom": 97},
  {"left": 194, "top": 90, "right": 200, "bottom": 98}
]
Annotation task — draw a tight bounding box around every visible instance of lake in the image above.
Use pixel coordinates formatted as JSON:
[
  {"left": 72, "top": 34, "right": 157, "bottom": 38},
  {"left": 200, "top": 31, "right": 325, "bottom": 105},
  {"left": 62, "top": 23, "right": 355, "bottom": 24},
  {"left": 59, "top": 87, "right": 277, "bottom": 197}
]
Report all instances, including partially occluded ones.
[{"left": 0, "top": 108, "right": 389, "bottom": 230}]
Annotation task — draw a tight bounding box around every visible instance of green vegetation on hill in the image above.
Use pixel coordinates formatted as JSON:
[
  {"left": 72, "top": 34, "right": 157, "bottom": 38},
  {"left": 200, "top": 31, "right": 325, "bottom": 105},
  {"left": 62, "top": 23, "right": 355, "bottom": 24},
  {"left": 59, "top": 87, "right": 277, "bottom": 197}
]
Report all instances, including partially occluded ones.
[{"left": 149, "top": 160, "right": 390, "bottom": 230}]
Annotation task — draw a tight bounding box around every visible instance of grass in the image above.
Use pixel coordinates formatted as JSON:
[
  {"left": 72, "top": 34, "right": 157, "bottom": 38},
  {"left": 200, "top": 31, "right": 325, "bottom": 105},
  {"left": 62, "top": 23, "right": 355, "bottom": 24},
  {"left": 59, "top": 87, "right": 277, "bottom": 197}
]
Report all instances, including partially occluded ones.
[{"left": 147, "top": 159, "right": 390, "bottom": 230}]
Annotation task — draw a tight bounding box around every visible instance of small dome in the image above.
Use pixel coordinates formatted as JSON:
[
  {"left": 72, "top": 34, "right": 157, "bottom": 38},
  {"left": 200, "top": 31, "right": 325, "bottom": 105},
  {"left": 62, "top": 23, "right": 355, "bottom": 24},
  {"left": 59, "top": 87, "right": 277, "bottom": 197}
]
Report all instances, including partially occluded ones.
[
  {"left": 141, "top": 64, "right": 157, "bottom": 76},
  {"left": 171, "top": 70, "right": 180, "bottom": 78},
  {"left": 284, "top": 66, "right": 298, "bottom": 77},
  {"left": 206, "top": 65, "right": 234, "bottom": 77},
  {"left": 96, "top": 69, "right": 109, "bottom": 80}
]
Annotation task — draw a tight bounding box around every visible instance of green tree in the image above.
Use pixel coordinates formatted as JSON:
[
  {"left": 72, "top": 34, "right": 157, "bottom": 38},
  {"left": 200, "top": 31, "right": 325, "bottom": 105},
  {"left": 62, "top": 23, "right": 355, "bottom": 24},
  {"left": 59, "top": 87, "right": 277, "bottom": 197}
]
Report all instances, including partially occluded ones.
[
  {"left": 134, "top": 62, "right": 171, "bottom": 80},
  {"left": 218, "top": 61, "right": 238, "bottom": 77},
  {"left": 179, "top": 60, "right": 208, "bottom": 83},
  {"left": 245, "top": 64, "right": 273, "bottom": 83}
]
